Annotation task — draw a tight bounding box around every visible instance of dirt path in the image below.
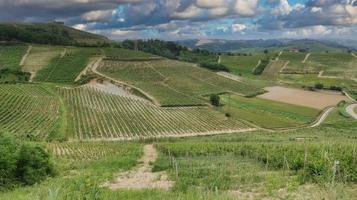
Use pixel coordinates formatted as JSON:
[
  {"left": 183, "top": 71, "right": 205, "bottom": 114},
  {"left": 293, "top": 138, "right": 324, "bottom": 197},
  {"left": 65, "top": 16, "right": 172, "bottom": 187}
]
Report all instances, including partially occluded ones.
[
  {"left": 346, "top": 104, "right": 357, "bottom": 120},
  {"left": 105, "top": 144, "right": 173, "bottom": 190},
  {"left": 218, "top": 55, "right": 221, "bottom": 64},
  {"left": 91, "top": 57, "right": 161, "bottom": 106},
  {"left": 302, "top": 53, "right": 311, "bottom": 63},
  {"left": 74, "top": 57, "right": 99, "bottom": 82},
  {"left": 310, "top": 107, "right": 334, "bottom": 127},
  {"left": 216, "top": 71, "right": 243, "bottom": 83},
  {"left": 351, "top": 53, "right": 357, "bottom": 58},
  {"left": 276, "top": 51, "right": 283, "bottom": 61},
  {"left": 279, "top": 61, "right": 290, "bottom": 73},
  {"left": 19, "top": 45, "right": 32, "bottom": 66},
  {"left": 251, "top": 60, "right": 261, "bottom": 73}
]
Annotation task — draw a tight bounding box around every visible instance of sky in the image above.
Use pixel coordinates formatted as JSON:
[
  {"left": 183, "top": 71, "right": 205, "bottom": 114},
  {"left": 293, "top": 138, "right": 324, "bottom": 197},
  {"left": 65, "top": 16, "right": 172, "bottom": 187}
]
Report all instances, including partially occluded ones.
[{"left": 0, "top": 0, "right": 357, "bottom": 41}]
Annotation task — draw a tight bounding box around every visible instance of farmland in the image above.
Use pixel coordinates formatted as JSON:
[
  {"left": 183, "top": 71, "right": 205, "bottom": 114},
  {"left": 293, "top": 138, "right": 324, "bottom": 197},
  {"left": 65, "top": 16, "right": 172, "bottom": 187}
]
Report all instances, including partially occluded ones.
[
  {"left": 218, "top": 94, "right": 320, "bottom": 129},
  {"left": 34, "top": 47, "right": 101, "bottom": 83},
  {"left": 59, "top": 86, "right": 250, "bottom": 140},
  {"left": 0, "top": 84, "right": 61, "bottom": 140},
  {"left": 0, "top": 44, "right": 28, "bottom": 70},
  {"left": 2, "top": 28, "right": 357, "bottom": 199},
  {"left": 22, "top": 45, "right": 64, "bottom": 78},
  {"left": 98, "top": 57, "right": 263, "bottom": 106}
]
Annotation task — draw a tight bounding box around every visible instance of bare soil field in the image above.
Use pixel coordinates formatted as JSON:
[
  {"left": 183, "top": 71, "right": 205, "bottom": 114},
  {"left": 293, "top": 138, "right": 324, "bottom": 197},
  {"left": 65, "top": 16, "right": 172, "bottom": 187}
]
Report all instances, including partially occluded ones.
[
  {"left": 258, "top": 86, "right": 349, "bottom": 109},
  {"left": 104, "top": 144, "right": 173, "bottom": 190}
]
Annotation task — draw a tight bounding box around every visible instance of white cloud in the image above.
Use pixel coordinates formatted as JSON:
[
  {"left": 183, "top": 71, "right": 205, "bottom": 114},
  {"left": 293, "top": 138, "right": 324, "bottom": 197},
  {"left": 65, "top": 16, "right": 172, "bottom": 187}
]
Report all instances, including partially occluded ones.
[
  {"left": 232, "top": 23, "right": 246, "bottom": 32},
  {"left": 82, "top": 9, "right": 114, "bottom": 22},
  {"left": 196, "top": 0, "right": 226, "bottom": 8},
  {"left": 234, "top": 0, "right": 259, "bottom": 16}
]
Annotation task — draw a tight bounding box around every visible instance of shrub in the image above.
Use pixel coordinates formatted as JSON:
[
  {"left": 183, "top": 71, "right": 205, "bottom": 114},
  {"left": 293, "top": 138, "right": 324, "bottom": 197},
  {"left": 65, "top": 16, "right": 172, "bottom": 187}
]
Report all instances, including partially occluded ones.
[
  {"left": 314, "top": 83, "right": 324, "bottom": 90},
  {"left": 199, "top": 62, "right": 230, "bottom": 72},
  {"left": 0, "top": 133, "right": 55, "bottom": 190},
  {"left": 210, "top": 94, "right": 220, "bottom": 107},
  {"left": 16, "top": 144, "right": 55, "bottom": 185}
]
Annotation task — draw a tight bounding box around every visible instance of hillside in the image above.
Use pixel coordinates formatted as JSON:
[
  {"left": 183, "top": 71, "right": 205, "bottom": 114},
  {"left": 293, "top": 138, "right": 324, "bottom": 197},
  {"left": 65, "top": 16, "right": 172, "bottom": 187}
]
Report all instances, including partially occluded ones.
[
  {"left": 0, "top": 22, "right": 110, "bottom": 45},
  {"left": 178, "top": 39, "right": 352, "bottom": 52}
]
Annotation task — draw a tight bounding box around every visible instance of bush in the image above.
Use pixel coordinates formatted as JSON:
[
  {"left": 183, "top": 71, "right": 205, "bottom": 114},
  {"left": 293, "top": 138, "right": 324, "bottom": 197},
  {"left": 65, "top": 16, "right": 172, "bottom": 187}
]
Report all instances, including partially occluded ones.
[
  {"left": 314, "top": 83, "right": 324, "bottom": 90},
  {"left": 199, "top": 62, "right": 229, "bottom": 72},
  {"left": 210, "top": 94, "right": 220, "bottom": 107},
  {"left": 0, "top": 133, "right": 55, "bottom": 190}
]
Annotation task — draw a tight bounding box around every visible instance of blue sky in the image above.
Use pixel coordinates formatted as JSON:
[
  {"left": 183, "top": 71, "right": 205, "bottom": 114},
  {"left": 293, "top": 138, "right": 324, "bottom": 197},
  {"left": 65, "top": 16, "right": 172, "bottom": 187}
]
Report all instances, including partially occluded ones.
[{"left": 0, "top": 0, "right": 356, "bottom": 40}]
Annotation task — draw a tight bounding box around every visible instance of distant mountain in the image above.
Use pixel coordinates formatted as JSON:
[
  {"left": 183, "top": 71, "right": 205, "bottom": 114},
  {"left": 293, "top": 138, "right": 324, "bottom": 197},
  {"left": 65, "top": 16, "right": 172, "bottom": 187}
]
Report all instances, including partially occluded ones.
[
  {"left": 177, "top": 39, "right": 353, "bottom": 52},
  {"left": 0, "top": 22, "right": 110, "bottom": 45}
]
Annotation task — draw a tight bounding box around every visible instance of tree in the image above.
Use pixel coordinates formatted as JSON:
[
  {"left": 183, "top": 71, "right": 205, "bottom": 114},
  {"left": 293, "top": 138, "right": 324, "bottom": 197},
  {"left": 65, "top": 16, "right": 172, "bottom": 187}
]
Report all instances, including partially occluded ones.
[
  {"left": 315, "top": 83, "right": 324, "bottom": 90},
  {"left": 210, "top": 94, "right": 220, "bottom": 106}
]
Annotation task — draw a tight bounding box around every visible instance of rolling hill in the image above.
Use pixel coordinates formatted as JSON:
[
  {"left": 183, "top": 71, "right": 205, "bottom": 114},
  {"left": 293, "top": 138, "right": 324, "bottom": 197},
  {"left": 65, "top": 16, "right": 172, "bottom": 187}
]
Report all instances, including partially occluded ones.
[{"left": 0, "top": 22, "right": 110, "bottom": 45}]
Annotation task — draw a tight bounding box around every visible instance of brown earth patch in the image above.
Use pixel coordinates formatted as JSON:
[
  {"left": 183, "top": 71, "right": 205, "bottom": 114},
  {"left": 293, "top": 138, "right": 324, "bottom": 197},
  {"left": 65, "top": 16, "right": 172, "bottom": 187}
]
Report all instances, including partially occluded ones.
[
  {"left": 104, "top": 144, "right": 173, "bottom": 190},
  {"left": 258, "top": 86, "right": 349, "bottom": 109}
]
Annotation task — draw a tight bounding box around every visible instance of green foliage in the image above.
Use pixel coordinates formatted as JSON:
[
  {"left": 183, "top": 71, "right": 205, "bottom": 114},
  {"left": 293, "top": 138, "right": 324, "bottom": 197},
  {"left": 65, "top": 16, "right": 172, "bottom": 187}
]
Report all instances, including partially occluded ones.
[
  {"left": 0, "top": 68, "right": 30, "bottom": 83},
  {"left": 0, "top": 133, "right": 54, "bottom": 190},
  {"left": 314, "top": 83, "right": 324, "bottom": 90},
  {"left": 0, "top": 23, "right": 109, "bottom": 46},
  {"left": 252, "top": 58, "right": 270, "bottom": 75},
  {"left": 0, "top": 44, "right": 27, "bottom": 70},
  {"left": 209, "top": 94, "right": 220, "bottom": 106},
  {"left": 199, "top": 62, "right": 229, "bottom": 72},
  {"left": 35, "top": 48, "right": 100, "bottom": 83},
  {"left": 15, "top": 144, "right": 55, "bottom": 185}
]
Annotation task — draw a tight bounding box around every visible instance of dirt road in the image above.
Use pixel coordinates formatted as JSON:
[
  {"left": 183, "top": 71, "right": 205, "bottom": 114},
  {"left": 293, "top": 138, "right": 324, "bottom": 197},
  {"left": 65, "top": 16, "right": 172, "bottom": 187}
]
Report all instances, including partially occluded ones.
[
  {"left": 302, "top": 53, "right": 311, "bottom": 63},
  {"left": 310, "top": 107, "right": 334, "bottom": 127},
  {"left": 346, "top": 104, "right": 357, "bottom": 120},
  {"left": 19, "top": 45, "right": 32, "bottom": 66},
  {"left": 106, "top": 144, "right": 173, "bottom": 190}
]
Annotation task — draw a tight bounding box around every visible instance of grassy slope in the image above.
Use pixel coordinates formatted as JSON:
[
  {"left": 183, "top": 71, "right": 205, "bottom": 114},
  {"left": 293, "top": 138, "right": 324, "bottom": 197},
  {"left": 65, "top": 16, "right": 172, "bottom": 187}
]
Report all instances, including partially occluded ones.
[
  {"left": 0, "top": 84, "right": 61, "bottom": 140},
  {"left": 22, "top": 45, "right": 64, "bottom": 74},
  {"left": 34, "top": 47, "right": 100, "bottom": 83},
  {"left": 221, "top": 54, "right": 265, "bottom": 77},
  {"left": 0, "top": 45, "right": 27, "bottom": 70},
  {"left": 99, "top": 48, "right": 263, "bottom": 106},
  {"left": 0, "top": 22, "right": 109, "bottom": 45},
  {"left": 219, "top": 94, "right": 320, "bottom": 129}
]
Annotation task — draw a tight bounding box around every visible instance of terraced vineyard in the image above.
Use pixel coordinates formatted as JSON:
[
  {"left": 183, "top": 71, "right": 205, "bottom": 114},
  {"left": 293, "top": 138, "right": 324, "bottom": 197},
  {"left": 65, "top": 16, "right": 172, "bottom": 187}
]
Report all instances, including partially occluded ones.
[
  {"left": 34, "top": 47, "right": 101, "bottom": 83},
  {"left": 22, "top": 46, "right": 64, "bottom": 76},
  {"left": 98, "top": 58, "right": 263, "bottom": 106},
  {"left": 0, "top": 45, "right": 28, "bottom": 70},
  {"left": 261, "top": 60, "right": 287, "bottom": 79},
  {"left": 0, "top": 84, "right": 60, "bottom": 139},
  {"left": 58, "top": 86, "right": 250, "bottom": 140}
]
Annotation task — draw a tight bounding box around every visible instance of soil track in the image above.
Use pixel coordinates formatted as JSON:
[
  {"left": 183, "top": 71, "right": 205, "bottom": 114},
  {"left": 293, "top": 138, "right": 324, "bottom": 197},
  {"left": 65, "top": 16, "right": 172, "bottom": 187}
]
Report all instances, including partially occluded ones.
[
  {"left": 19, "top": 45, "right": 32, "bottom": 66},
  {"left": 346, "top": 104, "right": 357, "bottom": 120},
  {"left": 258, "top": 86, "right": 349, "bottom": 109},
  {"left": 302, "top": 53, "right": 311, "bottom": 63},
  {"left": 105, "top": 144, "right": 173, "bottom": 190}
]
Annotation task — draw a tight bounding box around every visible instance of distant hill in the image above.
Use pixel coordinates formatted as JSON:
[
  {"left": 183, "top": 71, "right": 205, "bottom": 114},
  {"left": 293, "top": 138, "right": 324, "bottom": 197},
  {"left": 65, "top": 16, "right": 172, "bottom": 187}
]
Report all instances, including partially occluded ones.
[
  {"left": 177, "top": 39, "right": 353, "bottom": 53},
  {"left": 0, "top": 22, "right": 110, "bottom": 46}
]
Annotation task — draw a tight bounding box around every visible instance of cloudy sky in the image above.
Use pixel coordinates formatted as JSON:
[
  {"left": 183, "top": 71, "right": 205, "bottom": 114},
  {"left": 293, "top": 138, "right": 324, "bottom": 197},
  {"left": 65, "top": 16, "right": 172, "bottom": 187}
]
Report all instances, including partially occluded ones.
[{"left": 0, "top": 0, "right": 357, "bottom": 40}]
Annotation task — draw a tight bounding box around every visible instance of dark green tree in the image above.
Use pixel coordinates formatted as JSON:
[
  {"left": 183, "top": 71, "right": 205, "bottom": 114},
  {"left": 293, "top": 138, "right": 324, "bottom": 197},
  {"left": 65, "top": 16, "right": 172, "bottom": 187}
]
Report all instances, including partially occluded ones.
[{"left": 210, "top": 94, "right": 220, "bottom": 106}]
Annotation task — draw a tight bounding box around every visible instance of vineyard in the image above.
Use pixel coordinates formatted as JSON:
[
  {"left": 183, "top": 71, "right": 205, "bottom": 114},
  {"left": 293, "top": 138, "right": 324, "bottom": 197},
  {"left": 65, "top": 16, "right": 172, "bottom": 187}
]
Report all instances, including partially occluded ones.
[
  {"left": 22, "top": 46, "right": 64, "bottom": 76},
  {"left": 34, "top": 48, "right": 101, "bottom": 83},
  {"left": 49, "top": 142, "right": 142, "bottom": 161},
  {"left": 0, "top": 45, "right": 28, "bottom": 70},
  {"left": 58, "top": 86, "right": 251, "bottom": 140},
  {"left": 219, "top": 94, "right": 319, "bottom": 129},
  {"left": 0, "top": 84, "right": 60, "bottom": 140},
  {"left": 98, "top": 58, "right": 263, "bottom": 106}
]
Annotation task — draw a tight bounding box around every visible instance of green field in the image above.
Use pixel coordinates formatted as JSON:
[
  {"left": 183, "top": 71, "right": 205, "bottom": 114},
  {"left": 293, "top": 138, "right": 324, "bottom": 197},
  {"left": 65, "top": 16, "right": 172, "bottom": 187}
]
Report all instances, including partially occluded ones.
[
  {"left": 59, "top": 86, "right": 249, "bottom": 140},
  {"left": 0, "top": 84, "right": 61, "bottom": 140},
  {"left": 34, "top": 48, "right": 100, "bottom": 83},
  {"left": 99, "top": 58, "right": 263, "bottom": 106},
  {"left": 0, "top": 45, "right": 27, "bottom": 70},
  {"left": 220, "top": 54, "right": 264, "bottom": 76},
  {"left": 2, "top": 34, "right": 357, "bottom": 200},
  {"left": 22, "top": 45, "right": 64, "bottom": 75},
  {"left": 218, "top": 94, "right": 320, "bottom": 129}
]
